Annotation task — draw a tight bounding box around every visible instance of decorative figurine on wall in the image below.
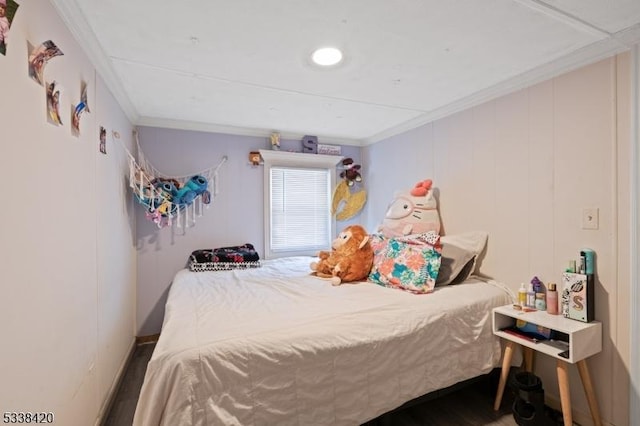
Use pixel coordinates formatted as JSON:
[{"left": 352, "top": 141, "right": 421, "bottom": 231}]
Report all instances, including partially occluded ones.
[
  {"left": 270, "top": 132, "right": 280, "bottom": 150},
  {"left": 340, "top": 158, "right": 362, "bottom": 186},
  {"left": 302, "top": 135, "right": 318, "bottom": 154},
  {"left": 249, "top": 151, "right": 261, "bottom": 166}
]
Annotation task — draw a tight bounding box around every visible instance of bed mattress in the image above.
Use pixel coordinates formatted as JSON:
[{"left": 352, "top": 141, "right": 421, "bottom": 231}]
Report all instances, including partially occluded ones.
[{"left": 133, "top": 256, "right": 511, "bottom": 426}]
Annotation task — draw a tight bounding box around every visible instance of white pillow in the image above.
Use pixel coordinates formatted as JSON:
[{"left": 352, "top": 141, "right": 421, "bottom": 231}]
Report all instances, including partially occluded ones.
[{"left": 436, "top": 231, "right": 488, "bottom": 286}]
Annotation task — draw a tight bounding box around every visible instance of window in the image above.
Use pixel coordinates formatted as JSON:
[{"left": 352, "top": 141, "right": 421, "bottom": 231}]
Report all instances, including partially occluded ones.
[
  {"left": 261, "top": 150, "right": 342, "bottom": 258},
  {"left": 270, "top": 167, "right": 330, "bottom": 253}
]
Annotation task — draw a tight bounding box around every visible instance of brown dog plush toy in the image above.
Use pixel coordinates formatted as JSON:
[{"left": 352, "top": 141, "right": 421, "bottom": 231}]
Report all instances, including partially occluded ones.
[{"left": 310, "top": 225, "right": 374, "bottom": 286}]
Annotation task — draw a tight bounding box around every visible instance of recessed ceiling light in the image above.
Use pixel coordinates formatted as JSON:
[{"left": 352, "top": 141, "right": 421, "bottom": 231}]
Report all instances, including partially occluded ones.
[{"left": 311, "top": 47, "right": 343, "bottom": 66}]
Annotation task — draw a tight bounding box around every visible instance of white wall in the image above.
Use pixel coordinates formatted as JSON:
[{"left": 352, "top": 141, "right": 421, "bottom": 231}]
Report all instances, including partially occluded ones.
[
  {"left": 363, "top": 54, "right": 632, "bottom": 426},
  {"left": 0, "top": 2, "right": 136, "bottom": 425}
]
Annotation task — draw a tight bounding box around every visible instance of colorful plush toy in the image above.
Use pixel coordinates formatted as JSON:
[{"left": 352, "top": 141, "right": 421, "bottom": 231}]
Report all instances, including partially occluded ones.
[
  {"left": 339, "top": 158, "right": 362, "bottom": 186},
  {"left": 150, "top": 179, "right": 178, "bottom": 211},
  {"left": 378, "top": 179, "right": 441, "bottom": 237},
  {"left": 310, "top": 225, "right": 374, "bottom": 285},
  {"left": 172, "top": 175, "right": 209, "bottom": 206}
]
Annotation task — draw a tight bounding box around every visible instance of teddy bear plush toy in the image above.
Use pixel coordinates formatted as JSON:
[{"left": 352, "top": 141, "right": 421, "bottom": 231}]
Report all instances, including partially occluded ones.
[
  {"left": 310, "top": 225, "right": 374, "bottom": 286},
  {"left": 378, "top": 179, "right": 441, "bottom": 237}
]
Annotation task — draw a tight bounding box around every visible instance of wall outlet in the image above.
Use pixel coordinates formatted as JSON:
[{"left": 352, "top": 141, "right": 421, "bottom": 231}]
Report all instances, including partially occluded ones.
[{"left": 582, "top": 208, "right": 599, "bottom": 230}]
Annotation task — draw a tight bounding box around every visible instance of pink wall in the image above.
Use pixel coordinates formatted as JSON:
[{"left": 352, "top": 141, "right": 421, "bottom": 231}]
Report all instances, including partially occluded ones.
[{"left": 363, "top": 54, "right": 632, "bottom": 426}]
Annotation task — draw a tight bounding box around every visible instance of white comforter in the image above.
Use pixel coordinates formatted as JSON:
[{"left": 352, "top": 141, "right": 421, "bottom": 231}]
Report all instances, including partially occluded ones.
[{"left": 133, "top": 256, "right": 511, "bottom": 426}]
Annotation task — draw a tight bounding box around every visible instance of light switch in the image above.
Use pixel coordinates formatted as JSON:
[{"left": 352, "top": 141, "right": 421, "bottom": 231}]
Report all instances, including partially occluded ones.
[{"left": 582, "top": 208, "right": 599, "bottom": 230}]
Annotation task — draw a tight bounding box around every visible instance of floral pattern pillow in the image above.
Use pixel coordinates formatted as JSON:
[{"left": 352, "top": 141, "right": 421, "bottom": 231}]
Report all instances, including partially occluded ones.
[{"left": 368, "top": 232, "right": 442, "bottom": 294}]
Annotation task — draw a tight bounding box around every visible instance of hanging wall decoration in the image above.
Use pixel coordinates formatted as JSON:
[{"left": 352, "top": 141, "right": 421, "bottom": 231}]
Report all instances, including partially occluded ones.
[
  {"left": 99, "top": 126, "right": 107, "bottom": 154},
  {"left": 45, "top": 80, "right": 63, "bottom": 126},
  {"left": 126, "top": 132, "right": 227, "bottom": 229},
  {"left": 27, "top": 40, "right": 63, "bottom": 85},
  {"left": 71, "top": 80, "right": 89, "bottom": 136},
  {"left": 332, "top": 158, "right": 367, "bottom": 221},
  {"left": 0, "top": 0, "right": 19, "bottom": 56}
]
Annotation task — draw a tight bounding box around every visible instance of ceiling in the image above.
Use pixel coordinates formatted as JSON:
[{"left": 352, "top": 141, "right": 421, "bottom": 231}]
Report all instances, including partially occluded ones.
[{"left": 52, "top": 0, "right": 640, "bottom": 146}]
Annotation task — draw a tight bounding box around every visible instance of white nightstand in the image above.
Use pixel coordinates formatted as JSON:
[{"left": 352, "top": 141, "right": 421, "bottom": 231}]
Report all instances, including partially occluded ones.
[{"left": 492, "top": 304, "right": 602, "bottom": 426}]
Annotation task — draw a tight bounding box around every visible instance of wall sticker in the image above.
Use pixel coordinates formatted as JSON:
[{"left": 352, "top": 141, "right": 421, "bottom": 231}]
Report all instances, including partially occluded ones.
[
  {"left": 27, "top": 40, "right": 63, "bottom": 86},
  {"left": 0, "top": 0, "right": 19, "bottom": 56},
  {"left": 99, "top": 126, "right": 107, "bottom": 154},
  {"left": 71, "top": 80, "right": 90, "bottom": 136},
  {"left": 46, "top": 80, "right": 63, "bottom": 126}
]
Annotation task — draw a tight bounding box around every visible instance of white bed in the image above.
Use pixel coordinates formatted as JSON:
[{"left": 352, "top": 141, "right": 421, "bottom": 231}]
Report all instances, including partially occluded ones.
[{"left": 133, "top": 256, "right": 512, "bottom": 426}]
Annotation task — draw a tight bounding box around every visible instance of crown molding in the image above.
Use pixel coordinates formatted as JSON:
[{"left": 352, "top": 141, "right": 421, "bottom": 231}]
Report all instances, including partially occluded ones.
[
  {"left": 613, "top": 23, "right": 640, "bottom": 47},
  {"left": 363, "top": 35, "right": 636, "bottom": 145},
  {"left": 50, "top": 0, "right": 139, "bottom": 123},
  {"left": 51, "top": 0, "right": 640, "bottom": 149},
  {"left": 513, "top": 0, "right": 611, "bottom": 38},
  {"left": 136, "top": 116, "right": 364, "bottom": 147}
]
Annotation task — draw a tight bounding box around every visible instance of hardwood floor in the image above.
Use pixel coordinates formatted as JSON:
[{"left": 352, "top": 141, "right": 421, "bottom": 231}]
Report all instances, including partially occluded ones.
[
  {"left": 103, "top": 343, "right": 556, "bottom": 426},
  {"left": 364, "top": 375, "right": 519, "bottom": 426},
  {"left": 103, "top": 343, "right": 155, "bottom": 426}
]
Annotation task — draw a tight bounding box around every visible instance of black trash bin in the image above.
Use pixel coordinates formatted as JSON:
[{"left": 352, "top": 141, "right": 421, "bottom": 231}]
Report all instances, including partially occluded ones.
[{"left": 510, "top": 371, "right": 549, "bottom": 426}]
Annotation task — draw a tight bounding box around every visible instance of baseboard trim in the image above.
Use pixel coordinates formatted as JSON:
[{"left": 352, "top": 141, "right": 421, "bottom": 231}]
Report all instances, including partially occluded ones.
[
  {"left": 95, "top": 338, "right": 137, "bottom": 426},
  {"left": 136, "top": 333, "right": 160, "bottom": 345}
]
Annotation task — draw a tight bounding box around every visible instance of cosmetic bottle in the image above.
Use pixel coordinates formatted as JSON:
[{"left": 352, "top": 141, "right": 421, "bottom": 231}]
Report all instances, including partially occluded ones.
[
  {"left": 582, "top": 248, "right": 595, "bottom": 274},
  {"left": 526, "top": 283, "right": 536, "bottom": 308},
  {"left": 535, "top": 293, "right": 546, "bottom": 311},
  {"left": 531, "top": 276, "right": 543, "bottom": 293},
  {"left": 518, "top": 283, "right": 527, "bottom": 306},
  {"left": 546, "top": 283, "right": 559, "bottom": 315}
]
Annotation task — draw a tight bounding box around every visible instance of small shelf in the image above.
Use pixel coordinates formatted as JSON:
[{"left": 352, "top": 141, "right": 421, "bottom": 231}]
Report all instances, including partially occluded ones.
[
  {"left": 492, "top": 305, "right": 602, "bottom": 364},
  {"left": 259, "top": 149, "right": 343, "bottom": 167},
  {"left": 492, "top": 304, "right": 604, "bottom": 425}
]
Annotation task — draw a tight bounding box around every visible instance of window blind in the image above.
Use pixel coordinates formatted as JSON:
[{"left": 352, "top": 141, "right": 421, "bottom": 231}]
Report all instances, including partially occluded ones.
[{"left": 270, "top": 167, "right": 331, "bottom": 253}]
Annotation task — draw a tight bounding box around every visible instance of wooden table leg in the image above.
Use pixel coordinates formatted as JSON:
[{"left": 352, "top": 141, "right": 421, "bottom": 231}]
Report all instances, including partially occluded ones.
[
  {"left": 494, "top": 340, "right": 515, "bottom": 411},
  {"left": 523, "top": 346, "right": 535, "bottom": 372},
  {"left": 577, "top": 359, "right": 602, "bottom": 426},
  {"left": 557, "top": 360, "right": 572, "bottom": 426}
]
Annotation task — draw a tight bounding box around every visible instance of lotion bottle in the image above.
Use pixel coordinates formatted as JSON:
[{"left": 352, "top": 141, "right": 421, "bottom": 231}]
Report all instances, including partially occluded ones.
[
  {"left": 535, "top": 293, "right": 546, "bottom": 311},
  {"left": 526, "top": 283, "right": 536, "bottom": 308},
  {"left": 546, "top": 283, "right": 559, "bottom": 315},
  {"left": 518, "top": 283, "right": 527, "bottom": 306}
]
